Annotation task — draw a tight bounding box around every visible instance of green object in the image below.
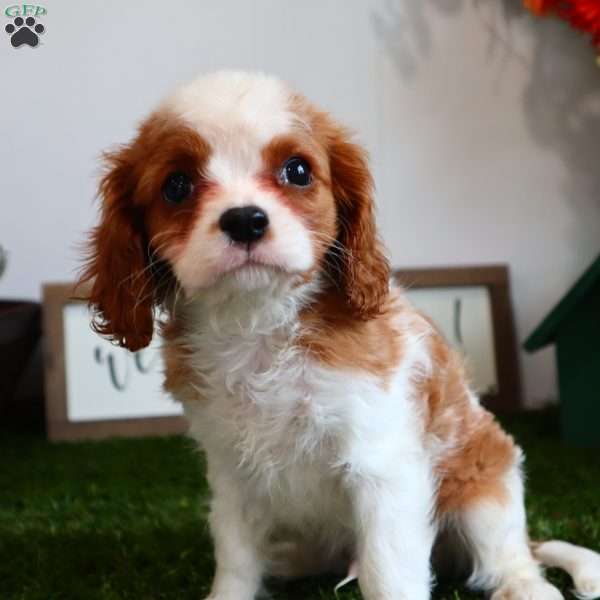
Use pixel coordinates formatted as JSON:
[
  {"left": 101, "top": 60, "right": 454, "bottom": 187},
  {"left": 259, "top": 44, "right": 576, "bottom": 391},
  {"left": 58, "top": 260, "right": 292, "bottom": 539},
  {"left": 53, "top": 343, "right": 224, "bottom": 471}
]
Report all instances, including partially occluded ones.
[
  {"left": 524, "top": 254, "right": 600, "bottom": 447},
  {"left": 1, "top": 411, "right": 599, "bottom": 599}
]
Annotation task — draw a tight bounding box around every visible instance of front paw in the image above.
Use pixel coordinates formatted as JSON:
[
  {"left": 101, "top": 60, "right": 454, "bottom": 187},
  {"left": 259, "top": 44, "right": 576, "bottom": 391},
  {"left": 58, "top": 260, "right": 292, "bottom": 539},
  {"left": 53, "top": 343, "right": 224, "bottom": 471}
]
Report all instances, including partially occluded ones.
[
  {"left": 490, "top": 579, "right": 563, "bottom": 600},
  {"left": 204, "top": 580, "right": 260, "bottom": 600},
  {"left": 573, "top": 569, "right": 600, "bottom": 600},
  {"left": 359, "top": 580, "right": 430, "bottom": 600},
  {"left": 203, "top": 589, "right": 255, "bottom": 600}
]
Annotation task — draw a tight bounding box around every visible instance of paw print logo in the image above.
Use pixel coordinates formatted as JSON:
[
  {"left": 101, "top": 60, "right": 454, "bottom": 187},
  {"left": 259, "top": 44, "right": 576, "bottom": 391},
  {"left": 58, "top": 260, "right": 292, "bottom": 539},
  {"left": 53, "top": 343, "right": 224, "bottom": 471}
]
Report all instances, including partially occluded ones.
[{"left": 5, "top": 16, "right": 45, "bottom": 48}]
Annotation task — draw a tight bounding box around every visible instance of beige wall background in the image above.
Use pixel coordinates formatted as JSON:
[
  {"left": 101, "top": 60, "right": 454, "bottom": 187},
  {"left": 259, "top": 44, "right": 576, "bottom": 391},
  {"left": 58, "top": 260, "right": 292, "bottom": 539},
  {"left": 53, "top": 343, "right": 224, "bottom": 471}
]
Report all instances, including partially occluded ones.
[{"left": 1, "top": 0, "right": 599, "bottom": 407}]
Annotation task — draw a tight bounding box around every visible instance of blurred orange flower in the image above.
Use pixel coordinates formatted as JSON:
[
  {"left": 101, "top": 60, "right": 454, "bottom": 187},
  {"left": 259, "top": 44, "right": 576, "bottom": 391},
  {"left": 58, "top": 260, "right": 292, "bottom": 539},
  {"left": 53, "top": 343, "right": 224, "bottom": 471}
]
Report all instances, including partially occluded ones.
[
  {"left": 559, "top": 0, "right": 600, "bottom": 48},
  {"left": 524, "top": 0, "right": 556, "bottom": 15},
  {"left": 524, "top": 0, "right": 600, "bottom": 52}
]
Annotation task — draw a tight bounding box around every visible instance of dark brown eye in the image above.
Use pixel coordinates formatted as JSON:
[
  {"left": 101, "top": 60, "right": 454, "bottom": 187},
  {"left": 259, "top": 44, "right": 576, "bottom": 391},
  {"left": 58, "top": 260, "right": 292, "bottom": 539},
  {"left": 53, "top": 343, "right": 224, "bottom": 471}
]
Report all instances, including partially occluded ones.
[
  {"left": 280, "top": 157, "right": 312, "bottom": 187},
  {"left": 162, "top": 172, "right": 193, "bottom": 204}
]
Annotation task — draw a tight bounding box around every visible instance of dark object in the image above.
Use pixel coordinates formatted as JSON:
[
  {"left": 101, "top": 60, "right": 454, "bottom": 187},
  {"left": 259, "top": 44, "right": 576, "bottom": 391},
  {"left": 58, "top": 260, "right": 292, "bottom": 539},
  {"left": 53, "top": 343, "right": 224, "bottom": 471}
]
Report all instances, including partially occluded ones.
[
  {"left": 282, "top": 157, "right": 312, "bottom": 186},
  {"left": 524, "top": 253, "right": 600, "bottom": 447},
  {"left": 395, "top": 265, "right": 522, "bottom": 413},
  {"left": 219, "top": 206, "right": 269, "bottom": 243},
  {"left": 0, "top": 301, "right": 43, "bottom": 424},
  {"left": 5, "top": 16, "right": 44, "bottom": 48},
  {"left": 162, "top": 172, "right": 194, "bottom": 204}
]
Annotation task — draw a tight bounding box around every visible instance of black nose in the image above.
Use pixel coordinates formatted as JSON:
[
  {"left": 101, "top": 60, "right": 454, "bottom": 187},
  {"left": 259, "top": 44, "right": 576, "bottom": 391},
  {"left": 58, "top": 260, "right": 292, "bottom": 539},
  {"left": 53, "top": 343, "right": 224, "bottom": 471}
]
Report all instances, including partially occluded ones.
[{"left": 219, "top": 206, "right": 269, "bottom": 244}]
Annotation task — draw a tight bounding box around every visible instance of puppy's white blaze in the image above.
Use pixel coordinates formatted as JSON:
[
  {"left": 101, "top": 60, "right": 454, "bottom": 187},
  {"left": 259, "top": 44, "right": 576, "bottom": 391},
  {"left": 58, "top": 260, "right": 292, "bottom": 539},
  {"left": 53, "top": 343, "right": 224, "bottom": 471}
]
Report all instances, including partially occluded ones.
[
  {"left": 208, "top": 149, "right": 263, "bottom": 187},
  {"left": 163, "top": 70, "right": 295, "bottom": 146}
]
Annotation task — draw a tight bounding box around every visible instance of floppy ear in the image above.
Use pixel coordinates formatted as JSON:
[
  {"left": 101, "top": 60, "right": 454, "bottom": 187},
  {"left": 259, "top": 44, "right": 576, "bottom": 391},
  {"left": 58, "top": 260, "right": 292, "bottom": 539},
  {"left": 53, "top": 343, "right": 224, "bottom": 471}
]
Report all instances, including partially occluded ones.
[
  {"left": 327, "top": 130, "right": 390, "bottom": 319},
  {"left": 79, "top": 150, "right": 155, "bottom": 352}
]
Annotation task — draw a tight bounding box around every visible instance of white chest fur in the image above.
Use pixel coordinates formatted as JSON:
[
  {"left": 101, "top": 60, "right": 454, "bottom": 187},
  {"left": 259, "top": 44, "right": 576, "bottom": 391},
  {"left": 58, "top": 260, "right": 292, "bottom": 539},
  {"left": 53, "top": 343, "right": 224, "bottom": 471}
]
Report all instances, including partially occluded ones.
[
  {"left": 182, "top": 319, "right": 363, "bottom": 483},
  {"left": 173, "top": 280, "right": 427, "bottom": 553}
]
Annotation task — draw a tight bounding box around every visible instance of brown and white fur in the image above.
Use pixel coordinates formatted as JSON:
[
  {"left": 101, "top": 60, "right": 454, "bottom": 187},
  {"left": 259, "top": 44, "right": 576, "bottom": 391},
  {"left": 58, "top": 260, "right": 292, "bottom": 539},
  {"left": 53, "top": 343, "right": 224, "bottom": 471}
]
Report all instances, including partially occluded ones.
[{"left": 81, "top": 71, "right": 600, "bottom": 600}]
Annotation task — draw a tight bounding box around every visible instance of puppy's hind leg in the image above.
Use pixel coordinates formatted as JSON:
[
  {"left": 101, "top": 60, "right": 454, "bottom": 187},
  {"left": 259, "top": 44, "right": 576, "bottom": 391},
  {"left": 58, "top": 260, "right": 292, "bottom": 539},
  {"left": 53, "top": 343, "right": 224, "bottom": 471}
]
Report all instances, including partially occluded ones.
[
  {"left": 533, "top": 540, "right": 600, "bottom": 600},
  {"left": 459, "top": 457, "right": 562, "bottom": 599},
  {"left": 437, "top": 419, "right": 563, "bottom": 599}
]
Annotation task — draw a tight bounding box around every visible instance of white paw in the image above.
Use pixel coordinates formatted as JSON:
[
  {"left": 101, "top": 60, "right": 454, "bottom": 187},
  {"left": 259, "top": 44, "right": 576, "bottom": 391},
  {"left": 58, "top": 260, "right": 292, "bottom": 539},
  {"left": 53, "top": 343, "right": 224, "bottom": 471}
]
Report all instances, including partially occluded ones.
[
  {"left": 203, "top": 593, "right": 254, "bottom": 600},
  {"left": 573, "top": 568, "right": 600, "bottom": 600},
  {"left": 491, "top": 578, "right": 564, "bottom": 600},
  {"left": 358, "top": 582, "right": 430, "bottom": 600}
]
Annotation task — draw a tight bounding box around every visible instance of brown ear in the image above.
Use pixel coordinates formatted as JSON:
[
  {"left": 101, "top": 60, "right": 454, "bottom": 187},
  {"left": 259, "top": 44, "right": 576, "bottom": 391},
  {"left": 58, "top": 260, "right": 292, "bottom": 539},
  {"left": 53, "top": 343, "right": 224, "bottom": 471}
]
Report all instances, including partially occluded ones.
[
  {"left": 78, "top": 150, "right": 155, "bottom": 352},
  {"left": 327, "top": 130, "right": 390, "bottom": 319}
]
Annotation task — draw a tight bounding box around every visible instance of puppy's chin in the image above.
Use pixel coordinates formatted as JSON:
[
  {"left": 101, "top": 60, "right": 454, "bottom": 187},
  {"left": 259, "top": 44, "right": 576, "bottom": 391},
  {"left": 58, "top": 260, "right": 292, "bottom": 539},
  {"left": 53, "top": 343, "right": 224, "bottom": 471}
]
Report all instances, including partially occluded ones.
[
  {"left": 198, "top": 263, "right": 295, "bottom": 300},
  {"left": 226, "top": 263, "right": 282, "bottom": 291}
]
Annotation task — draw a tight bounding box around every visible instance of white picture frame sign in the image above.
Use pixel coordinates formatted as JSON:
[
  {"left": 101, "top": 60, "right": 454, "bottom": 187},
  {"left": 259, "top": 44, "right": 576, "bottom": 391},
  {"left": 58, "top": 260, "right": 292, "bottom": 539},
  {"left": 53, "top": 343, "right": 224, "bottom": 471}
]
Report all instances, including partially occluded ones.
[
  {"left": 395, "top": 266, "right": 522, "bottom": 413},
  {"left": 405, "top": 285, "right": 498, "bottom": 398},
  {"left": 43, "top": 284, "right": 186, "bottom": 441}
]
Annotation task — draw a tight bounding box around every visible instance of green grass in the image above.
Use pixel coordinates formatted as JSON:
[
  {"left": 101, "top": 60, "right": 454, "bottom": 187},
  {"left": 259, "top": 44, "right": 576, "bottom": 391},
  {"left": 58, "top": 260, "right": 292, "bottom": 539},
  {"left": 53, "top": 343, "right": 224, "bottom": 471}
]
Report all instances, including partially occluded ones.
[{"left": 1, "top": 411, "right": 598, "bottom": 599}]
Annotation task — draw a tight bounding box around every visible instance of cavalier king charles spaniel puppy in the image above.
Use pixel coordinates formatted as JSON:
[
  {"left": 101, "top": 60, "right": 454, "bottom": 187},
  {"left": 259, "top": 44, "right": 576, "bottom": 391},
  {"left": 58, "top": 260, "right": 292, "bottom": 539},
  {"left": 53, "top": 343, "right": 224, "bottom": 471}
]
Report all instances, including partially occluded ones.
[{"left": 81, "top": 71, "right": 600, "bottom": 600}]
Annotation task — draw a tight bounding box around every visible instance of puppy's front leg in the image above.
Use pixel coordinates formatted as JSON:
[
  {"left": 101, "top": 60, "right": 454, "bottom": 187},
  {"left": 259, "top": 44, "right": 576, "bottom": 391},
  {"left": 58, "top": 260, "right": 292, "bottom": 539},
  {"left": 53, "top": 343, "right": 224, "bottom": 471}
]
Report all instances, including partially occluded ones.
[
  {"left": 352, "top": 460, "right": 435, "bottom": 600},
  {"left": 205, "top": 474, "right": 263, "bottom": 600}
]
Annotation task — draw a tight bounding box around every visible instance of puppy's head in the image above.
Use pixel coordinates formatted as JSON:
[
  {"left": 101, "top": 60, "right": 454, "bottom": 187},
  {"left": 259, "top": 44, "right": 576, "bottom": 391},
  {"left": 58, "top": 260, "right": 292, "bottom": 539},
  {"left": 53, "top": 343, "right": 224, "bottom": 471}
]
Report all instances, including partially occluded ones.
[{"left": 81, "top": 71, "right": 389, "bottom": 351}]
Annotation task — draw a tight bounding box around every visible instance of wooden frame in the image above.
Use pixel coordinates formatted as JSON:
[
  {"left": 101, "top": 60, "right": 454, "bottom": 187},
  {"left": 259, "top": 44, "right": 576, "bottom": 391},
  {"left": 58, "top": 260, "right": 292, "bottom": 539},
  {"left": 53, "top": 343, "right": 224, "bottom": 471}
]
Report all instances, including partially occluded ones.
[
  {"left": 394, "top": 265, "right": 522, "bottom": 412},
  {"left": 42, "top": 283, "right": 187, "bottom": 441}
]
